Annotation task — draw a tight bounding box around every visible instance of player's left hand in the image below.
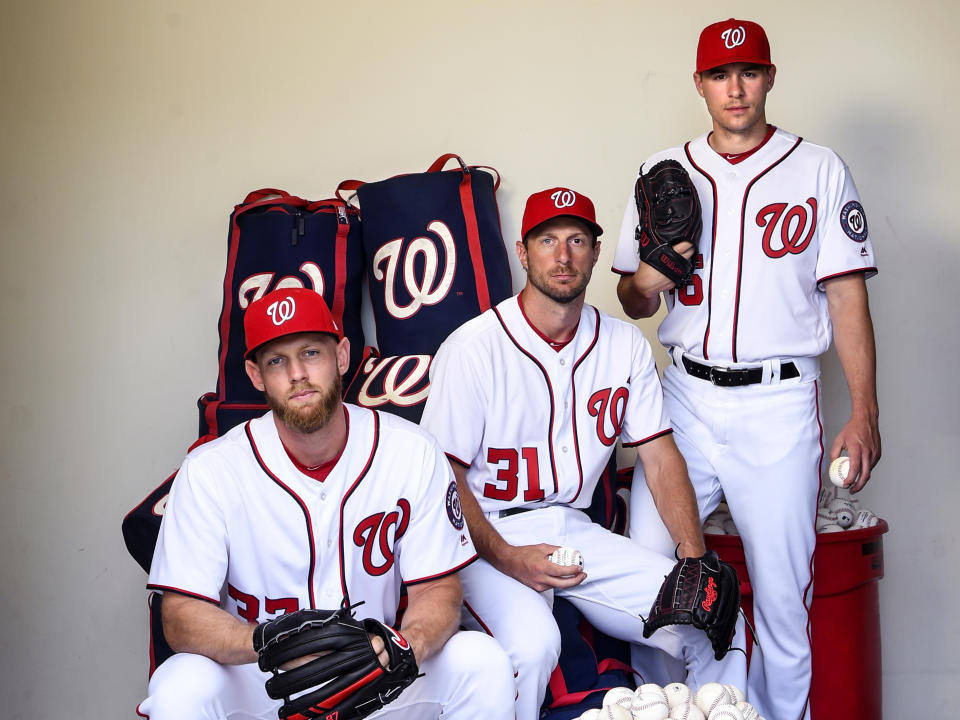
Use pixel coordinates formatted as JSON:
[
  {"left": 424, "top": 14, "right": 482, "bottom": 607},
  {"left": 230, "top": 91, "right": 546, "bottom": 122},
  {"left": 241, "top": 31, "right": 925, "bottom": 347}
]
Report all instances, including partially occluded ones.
[
  {"left": 500, "top": 543, "right": 587, "bottom": 592},
  {"left": 830, "top": 413, "right": 881, "bottom": 493}
]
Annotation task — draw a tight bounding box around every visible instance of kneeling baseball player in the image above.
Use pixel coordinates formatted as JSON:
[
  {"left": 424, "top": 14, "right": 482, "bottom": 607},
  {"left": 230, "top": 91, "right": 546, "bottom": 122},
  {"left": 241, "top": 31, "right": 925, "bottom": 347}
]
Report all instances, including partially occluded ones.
[
  {"left": 420, "top": 188, "right": 746, "bottom": 719},
  {"left": 139, "top": 288, "right": 515, "bottom": 720}
]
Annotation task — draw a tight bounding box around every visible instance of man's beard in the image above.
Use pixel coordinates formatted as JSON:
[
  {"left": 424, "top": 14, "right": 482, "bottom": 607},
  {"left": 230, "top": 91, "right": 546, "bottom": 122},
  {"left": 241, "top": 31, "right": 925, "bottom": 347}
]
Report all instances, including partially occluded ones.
[
  {"left": 527, "top": 265, "right": 592, "bottom": 304},
  {"left": 266, "top": 374, "right": 342, "bottom": 434}
]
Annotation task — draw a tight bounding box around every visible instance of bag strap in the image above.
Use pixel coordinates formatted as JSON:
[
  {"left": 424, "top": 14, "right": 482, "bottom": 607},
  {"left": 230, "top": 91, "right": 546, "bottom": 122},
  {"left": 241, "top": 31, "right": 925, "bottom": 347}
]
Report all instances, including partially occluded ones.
[
  {"left": 426, "top": 153, "right": 469, "bottom": 173},
  {"left": 336, "top": 179, "right": 364, "bottom": 203},
  {"left": 424, "top": 153, "right": 495, "bottom": 312},
  {"left": 242, "top": 188, "right": 291, "bottom": 204}
]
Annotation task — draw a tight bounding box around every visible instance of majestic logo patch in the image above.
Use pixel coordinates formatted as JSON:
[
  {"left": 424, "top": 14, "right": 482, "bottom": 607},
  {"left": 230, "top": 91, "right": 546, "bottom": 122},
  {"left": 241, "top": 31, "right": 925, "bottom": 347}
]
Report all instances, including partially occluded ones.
[
  {"left": 840, "top": 201, "right": 868, "bottom": 242},
  {"left": 446, "top": 481, "right": 465, "bottom": 530}
]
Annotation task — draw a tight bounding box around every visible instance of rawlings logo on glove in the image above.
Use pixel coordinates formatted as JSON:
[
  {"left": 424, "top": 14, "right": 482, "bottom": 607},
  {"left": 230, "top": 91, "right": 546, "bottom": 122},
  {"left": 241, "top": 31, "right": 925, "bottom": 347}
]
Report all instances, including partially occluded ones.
[
  {"left": 642, "top": 550, "right": 741, "bottom": 660},
  {"left": 634, "top": 159, "right": 703, "bottom": 288}
]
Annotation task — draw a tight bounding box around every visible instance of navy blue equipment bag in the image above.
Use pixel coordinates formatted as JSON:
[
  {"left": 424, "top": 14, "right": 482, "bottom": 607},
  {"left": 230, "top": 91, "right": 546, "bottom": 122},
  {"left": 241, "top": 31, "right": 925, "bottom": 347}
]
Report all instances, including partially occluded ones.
[
  {"left": 356, "top": 154, "right": 513, "bottom": 357},
  {"left": 211, "top": 187, "right": 365, "bottom": 415}
]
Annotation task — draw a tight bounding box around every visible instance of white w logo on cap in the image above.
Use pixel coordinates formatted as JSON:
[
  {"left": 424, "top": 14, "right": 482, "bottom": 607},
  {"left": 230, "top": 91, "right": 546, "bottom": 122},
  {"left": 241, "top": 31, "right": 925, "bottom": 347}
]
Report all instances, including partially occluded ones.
[
  {"left": 551, "top": 189, "right": 576, "bottom": 208},
  {"left": 266, "top": 297, "right": 296, "bottom": 326},
  {"left": 722, "top": 26, "right": 746, "bottom": 49}
]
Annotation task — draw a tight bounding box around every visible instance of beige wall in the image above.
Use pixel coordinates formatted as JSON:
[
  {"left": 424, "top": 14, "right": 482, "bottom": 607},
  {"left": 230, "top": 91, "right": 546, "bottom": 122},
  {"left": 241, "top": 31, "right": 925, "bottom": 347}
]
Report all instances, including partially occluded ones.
[{"left": 1, "top": 0, "right": 956, "bottom": 716}]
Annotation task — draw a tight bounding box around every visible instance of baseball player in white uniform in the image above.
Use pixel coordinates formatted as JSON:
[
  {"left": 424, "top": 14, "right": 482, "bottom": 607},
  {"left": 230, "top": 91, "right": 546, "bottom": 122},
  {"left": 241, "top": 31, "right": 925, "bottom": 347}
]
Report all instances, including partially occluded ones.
[
  {"left": 613, "top": 19, "right": 881, "bottom": 720},
  {"left": 138, "top": 287, "right": 515, "bottom": 720},
  {"left": 420, "top": 188, "right": 747, "bottom": 720}
]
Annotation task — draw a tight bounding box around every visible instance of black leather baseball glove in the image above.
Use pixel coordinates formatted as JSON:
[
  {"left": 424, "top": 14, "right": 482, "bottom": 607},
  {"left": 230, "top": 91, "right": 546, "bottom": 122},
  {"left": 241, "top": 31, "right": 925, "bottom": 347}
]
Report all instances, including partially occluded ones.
[
  {"left": 634, "top": 159, "right": 703, "bottom": 287},
  {"left": 642, "top": 550, "right": 740, "bottom": 660},
  {"left": 253, "top": 606, "right": 418, "bottom": 720}
]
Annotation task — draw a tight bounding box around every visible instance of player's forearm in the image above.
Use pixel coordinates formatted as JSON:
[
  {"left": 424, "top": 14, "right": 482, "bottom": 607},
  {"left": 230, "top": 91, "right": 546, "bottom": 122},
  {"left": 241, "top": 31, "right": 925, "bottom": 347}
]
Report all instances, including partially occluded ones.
[
  {"left": 826, "top": 275, "right": 879, "bottom": 419},
  {"left": 637, "top": 437, "right": 705, "bottom": 557},
  {"left": 450, "top": 461, "right": 514, "bottom": 569},
  {"left": 617, "top": 274, "right": 662, "bottom": 319},
  {"left": 161, "top": 591, "right": 257, "bottom": 665},
  {"left": 399, "top": 575, "right": 462, "bottom": 664}
]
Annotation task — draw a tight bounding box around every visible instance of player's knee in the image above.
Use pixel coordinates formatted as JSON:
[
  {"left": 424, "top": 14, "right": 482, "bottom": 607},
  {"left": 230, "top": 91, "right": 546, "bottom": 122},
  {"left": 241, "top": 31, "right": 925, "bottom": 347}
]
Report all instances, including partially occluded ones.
[
  {"left": 509, "top": 612, "right": 561, "bottom": 677},
  {"left": 141, "top": 653, "right": 229, "bottom": 719},
  {"left": 440, "top": 631, "right": 516, "bottom": 713}
]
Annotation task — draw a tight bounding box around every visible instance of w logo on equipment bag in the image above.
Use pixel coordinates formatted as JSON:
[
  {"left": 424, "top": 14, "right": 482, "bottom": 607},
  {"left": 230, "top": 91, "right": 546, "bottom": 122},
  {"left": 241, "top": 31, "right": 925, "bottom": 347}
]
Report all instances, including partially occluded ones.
[{"left": 372, "top": 221, "right": 457, "bottom": 320}]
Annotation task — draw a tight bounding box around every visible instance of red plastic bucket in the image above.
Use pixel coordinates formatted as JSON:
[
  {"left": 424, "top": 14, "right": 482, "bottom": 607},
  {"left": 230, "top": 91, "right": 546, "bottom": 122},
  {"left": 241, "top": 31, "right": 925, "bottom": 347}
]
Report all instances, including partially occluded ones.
[{"left": 706, "top": 519, "right": 888, "bottom": 719}]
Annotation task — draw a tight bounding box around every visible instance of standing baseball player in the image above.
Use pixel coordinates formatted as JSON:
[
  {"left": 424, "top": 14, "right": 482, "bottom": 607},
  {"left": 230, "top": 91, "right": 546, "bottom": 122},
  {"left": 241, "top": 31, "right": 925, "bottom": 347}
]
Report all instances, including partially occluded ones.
[
  {"left": 420, "top": 188, "right": 746, "bottom": 720},
  {"left": 138, "top": 288, "right": 515, "bottom": 720},
  {"left": 613, "top": 19, "right": 881, "bottom": 720}
]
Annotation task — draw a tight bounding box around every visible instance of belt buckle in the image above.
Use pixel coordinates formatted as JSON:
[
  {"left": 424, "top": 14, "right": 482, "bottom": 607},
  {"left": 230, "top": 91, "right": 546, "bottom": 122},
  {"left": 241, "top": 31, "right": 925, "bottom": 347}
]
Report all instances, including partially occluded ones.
[{"left": 707, "top": 365, "right": 730, "bottom": 385}]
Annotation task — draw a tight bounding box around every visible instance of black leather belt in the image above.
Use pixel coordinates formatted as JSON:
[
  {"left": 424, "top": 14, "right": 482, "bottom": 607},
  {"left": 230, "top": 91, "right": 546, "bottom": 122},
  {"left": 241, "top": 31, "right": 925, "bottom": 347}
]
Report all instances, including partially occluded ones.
[
  {"left": 498, "top": 506, "right": 539, "bottom": 518},
  {"left": 681, "top": 355, "right": 798, "bottom": 387}
]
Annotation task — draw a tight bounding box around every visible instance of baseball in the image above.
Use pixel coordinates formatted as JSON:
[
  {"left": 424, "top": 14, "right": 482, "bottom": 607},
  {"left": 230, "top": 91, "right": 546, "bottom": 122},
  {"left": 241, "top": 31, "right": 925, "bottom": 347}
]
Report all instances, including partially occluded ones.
[
  {"left": 817, "top": 522, "right": 844, "bottom": 533},
  {"left": 722, "top": 685, "right": 745, "bottom": 704},
  {"left": 852, "top": 509, "right": 879, "bottom": 529},
  {"left": 827, "top": 497, "right": 855, "bottom": 516},
  {"left": 834, "top": 507, "right": 855, "bottom": 528},
  {"left": 599, "top": 704, "right": 633, "bottom": 720},
  {"left": 828, "top": 456, "right": 850, "bottom": 488},
  {"left": 707, "top": 704, "right": 744, "bottom": 720},
  {"left": 663, "top": 682, "right": 693, "bottom": 708},
  {"left": 670, "top": 704, "right": 706, "bottom": 720},
  {"left": 694, "top": 683, "right": 731, "bottom": 715},
  {"left": 735, "top": 701, "right": 760, "bottom": 720},
  {"left": 549, "top": 546, "right": 585, "bottom": 571},
  {"left": 603, "top": 687, "right": 635, "bottom": 709},
  {"left": 631, "top": 695, "right": 669, "bottom": 720},
  {"left": 721, "top": 517, "right": 739, "bottom": 535},
  {"left": 703, "top": 522, "right": 726, "bottom": 535},
  {"left": 638, "top": 684, "right": 668, "bottom": 704},
  {"left": 817, "top": 485, "right": 837, "bottom": 508}
]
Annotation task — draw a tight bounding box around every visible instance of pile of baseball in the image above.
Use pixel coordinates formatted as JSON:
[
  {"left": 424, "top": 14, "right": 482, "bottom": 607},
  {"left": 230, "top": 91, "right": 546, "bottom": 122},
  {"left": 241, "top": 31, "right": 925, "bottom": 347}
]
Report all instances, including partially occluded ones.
[
  {"left": 815, "top": 484, "right": 880, "bottom": 533},
  {"left": 580, "top": 682, "right": 764, "bottom": 720},
  {"left": 701, "top": 503, "right": 737, "bottom": 536},
  {"left": 702, "top": 488, "right": 881, "bottom": 536}
]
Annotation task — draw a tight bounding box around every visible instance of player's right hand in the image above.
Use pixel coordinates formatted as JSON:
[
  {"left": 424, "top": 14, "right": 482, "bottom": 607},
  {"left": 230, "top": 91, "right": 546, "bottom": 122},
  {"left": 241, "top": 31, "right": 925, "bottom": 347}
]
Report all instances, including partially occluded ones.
[
  {"left": 635, "top": 241, "right": 696, "bottom": 294},
  {"left": 500, "top": 543, "right": 586, "bottom": 592}
]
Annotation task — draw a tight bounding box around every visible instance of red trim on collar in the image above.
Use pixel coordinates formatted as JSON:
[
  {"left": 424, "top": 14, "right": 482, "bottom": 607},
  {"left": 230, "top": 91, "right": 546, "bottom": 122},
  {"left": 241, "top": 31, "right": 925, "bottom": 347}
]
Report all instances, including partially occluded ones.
[
  {"left": 282, "top": 406, "right": 350, "bottom": 482},
  {"left": 517, "top": 293, "right": 578, "bottom": 352},
  {"left": 713, "top": 124, "right": 777, "bottom": 164}
]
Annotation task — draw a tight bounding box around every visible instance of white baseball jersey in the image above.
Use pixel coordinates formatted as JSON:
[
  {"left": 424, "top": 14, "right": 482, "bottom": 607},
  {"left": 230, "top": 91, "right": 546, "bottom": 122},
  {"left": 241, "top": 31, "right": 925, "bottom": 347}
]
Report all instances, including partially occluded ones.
[
  {"left": 148, "top": 405, "right": 475, "bottom": 625},
  {"left": 613, "top": 127, "right": 877, "bottom": 363},
  {"left": 419, "top": 295, "right": 671, "bottom": 513}
]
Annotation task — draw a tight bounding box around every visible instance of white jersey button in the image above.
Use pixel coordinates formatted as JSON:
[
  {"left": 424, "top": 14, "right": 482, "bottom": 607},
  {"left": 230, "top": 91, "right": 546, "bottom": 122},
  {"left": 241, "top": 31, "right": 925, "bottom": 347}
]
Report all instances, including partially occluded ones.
[
  {"left": 560, "top": 359, "right": 566, "bottom": 366},
  {"left": 562, "top": 446, "right": 569, "bottom": 453}
]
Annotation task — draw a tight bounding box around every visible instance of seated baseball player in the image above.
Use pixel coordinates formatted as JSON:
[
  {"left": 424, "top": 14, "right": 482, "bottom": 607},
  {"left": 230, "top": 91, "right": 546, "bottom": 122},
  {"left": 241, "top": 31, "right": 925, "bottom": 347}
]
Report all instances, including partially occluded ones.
[
  {"left": 139, "top": 288, "right": 515, "bottom": 720},
  {"left": 419, "top": 188, "right": 747, "bottom": 719}
]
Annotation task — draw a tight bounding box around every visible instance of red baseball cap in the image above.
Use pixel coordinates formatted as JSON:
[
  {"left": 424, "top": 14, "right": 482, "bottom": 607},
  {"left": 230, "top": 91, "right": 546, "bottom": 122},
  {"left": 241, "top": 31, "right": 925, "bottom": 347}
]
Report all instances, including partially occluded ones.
[
  {"left": 521, "top": 187, "right": 603, "bottom": 240},
  {"left": 243, "top": 287, "right": 341, "bottom": 360},
  {"left": 696, "top": 19, "right": 771, "bottom": 73}
]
